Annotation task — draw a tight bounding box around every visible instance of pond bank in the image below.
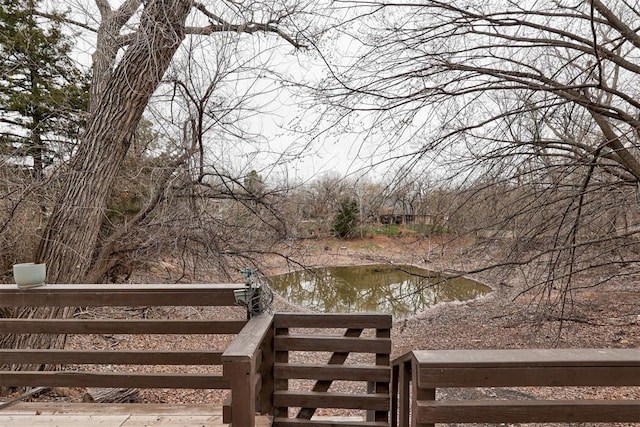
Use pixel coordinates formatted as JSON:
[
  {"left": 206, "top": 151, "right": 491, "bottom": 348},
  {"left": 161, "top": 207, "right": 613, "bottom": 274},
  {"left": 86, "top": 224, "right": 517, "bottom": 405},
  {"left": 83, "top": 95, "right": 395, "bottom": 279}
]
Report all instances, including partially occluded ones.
[{"left": 261, "top": 235, "right": 640, "bottom": 353}]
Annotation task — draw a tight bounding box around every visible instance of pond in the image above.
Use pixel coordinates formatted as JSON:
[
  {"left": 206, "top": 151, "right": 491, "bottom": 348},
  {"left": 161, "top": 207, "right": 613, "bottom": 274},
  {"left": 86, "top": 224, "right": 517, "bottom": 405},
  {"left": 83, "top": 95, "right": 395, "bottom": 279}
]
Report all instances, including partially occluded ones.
[{"left": 268, "top": 264, "right": 491, "bottom": 318}]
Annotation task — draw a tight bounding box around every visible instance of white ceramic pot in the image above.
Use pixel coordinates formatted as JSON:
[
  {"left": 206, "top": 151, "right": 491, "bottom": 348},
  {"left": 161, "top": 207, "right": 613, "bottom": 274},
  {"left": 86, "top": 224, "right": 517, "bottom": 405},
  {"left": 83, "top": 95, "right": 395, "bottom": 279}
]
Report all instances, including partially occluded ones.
[{"left": 13, "top": 262, "right": 46, "bottom": 288}]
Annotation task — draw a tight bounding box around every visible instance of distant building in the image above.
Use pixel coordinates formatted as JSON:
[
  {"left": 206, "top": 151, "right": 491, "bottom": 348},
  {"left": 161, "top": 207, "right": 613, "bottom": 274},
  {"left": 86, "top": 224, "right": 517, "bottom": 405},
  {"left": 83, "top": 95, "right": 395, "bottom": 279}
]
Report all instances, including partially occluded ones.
[{"left": 378, "top": 207, "right": 432, "bottom": 225}]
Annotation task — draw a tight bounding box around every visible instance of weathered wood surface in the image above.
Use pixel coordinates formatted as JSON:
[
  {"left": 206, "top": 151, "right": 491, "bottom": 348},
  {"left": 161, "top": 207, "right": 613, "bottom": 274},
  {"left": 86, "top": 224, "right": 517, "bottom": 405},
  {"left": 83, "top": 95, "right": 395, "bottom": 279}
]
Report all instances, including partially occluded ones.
[
  {"left": 272, "top": 313, "right": 393, "bottom": 426},
  {"left": 274, "top": 364, "right": 390, "bottom": 382},
  {"left": 222, "top": 314, "right": 274, "bottom": 361},
  {"left": 274, "top": 390, "right": 390, "bottom": 411},
  {"left": 418, "top": 400, "right": 640, "bottom": 423},
  {"left": 398, "top": 348, "right": 640, "bottom": 425},
  {"left": 420, "top": 366, "right": 640, "bottom": 387},
  {"left": 0, "top": 284, "right": 244, "bottom": 307},
  {"left": 413, "top": 348, "right": 640, "bottom": 367},
  {"left": 274, "top": 313, "right": 392, "bottom": 329},
  {"left": 415, "top": 349, "right": 640, "bottom": 388},
  {"left": 273, "top": 417, "right": 388, "bottom": 426},
  {"left": 0, "top": 372, "right": 229, "bottom": 389},
  {"left": 222, "top": 314, "right": 275, "bottom": 427},
  {"left": 0, "top": 402, "right": 272, "bottom": 426},
  {"left": 0, "top": 350, "right": 225, "bottom": 365},
  {"left": 274, "top": 335, "right": 391, "bottom": 353},
  {"left": 0, "top": 319, "right": 246, "bottom": 334}
]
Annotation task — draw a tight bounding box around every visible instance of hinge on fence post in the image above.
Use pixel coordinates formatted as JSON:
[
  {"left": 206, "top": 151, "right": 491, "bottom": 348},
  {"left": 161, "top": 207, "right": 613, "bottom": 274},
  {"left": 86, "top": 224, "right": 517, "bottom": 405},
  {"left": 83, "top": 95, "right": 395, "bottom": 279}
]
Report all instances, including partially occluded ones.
[{"left": 234, "top": 268, "right": 272, "bottom": 319}]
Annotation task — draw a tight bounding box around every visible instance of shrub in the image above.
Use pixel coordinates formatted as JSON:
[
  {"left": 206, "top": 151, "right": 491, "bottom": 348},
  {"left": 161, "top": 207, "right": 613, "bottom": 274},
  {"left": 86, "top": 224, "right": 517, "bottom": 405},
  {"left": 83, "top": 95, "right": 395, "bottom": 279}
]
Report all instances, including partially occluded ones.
[{"left": 331, "top": 199, "right": 359, "bottom": 238}]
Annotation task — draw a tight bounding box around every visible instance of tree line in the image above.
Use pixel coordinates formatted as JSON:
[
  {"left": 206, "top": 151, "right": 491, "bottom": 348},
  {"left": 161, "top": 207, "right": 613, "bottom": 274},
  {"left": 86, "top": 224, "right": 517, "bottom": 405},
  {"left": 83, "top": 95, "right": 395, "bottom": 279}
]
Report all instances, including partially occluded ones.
[{"left": 1, "top": 0, "right": 640, "bottom": 316}]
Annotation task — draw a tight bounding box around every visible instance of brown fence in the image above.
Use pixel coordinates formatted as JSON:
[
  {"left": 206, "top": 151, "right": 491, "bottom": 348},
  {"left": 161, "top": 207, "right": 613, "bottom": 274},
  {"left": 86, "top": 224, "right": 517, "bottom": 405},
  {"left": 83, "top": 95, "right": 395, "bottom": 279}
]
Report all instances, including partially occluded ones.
[
  {"left": 272, "top": 312, "right": 392, "bottom": 427},
  {"left": 0, "top": 284, "right": 252, "bottom": 417},
  {"left": 0, "top": 286, "right": 395, "bottom": 427},
  {"left": 8, "top": 285, "right": 640, "bottom": 427},
  {"left": 392, "top": 348, "right": 640, "bottom": 426}
]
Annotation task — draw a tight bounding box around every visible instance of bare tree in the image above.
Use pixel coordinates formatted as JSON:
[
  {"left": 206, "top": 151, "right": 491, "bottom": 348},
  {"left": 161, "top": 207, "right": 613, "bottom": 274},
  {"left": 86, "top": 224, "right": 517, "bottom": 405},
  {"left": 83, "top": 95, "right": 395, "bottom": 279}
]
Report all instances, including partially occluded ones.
[
  {"left": 31, "top": 0, "right": 310, "bottom": 284},
  {"left": 0, "top": 0, "right": 320, "bottom": 362},
  {"left": 307, "top": 0, "right": 640, "bottom": 313},
  {"left": 82, "top": 27, "right": 294, "bottom": 284}
]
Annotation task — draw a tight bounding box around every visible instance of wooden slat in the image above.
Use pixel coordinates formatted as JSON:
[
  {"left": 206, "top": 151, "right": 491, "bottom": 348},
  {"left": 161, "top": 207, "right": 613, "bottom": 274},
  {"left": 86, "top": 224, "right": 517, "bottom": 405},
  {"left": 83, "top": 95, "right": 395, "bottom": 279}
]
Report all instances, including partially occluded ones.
[
  {"left": 0, "top": 319, "right": 246, "bottom": 334},
  {"left": 274, "top": 326, "right": 290, "bottom": 419},
  {"left": 223, "top": 395, "right": 233, "bottom": 424},
  {"left": 222, "top": 314, "right": 273, "bottom": 361},
  {"left": 296, "top": 328, "right": 363, "bottom": 420},
  {"left": 374, "top": 327, "right": 391, "bottom": 423},
  {"left": 413, "top": 348, "right": 640, "bottom": 368},
  {"left": 2, "top": 402, "right": 226, "bottom": 415},
  {"left": 420, "top": 366, "right": 640, "bottom": 388},
  {"left": 0, "top": 284, "right": 243, "bottom": 307},
  {"left": 259, "top": 323, "right": 275, "bottom": 415},
  {"left": 274, "top": 391, "right": 390, "bottom": 411},
  {"left": 275, "top": 335, "right": 390, "bottom": 354},
  {"left": 274, "top": 313, "right": 392, "bottom": 329},
  {"left": 0, "top": 350, "right": 224, "bottom": 365},
  {"left": 417, "top": 400, "right": 640, "bottom": 423},
  {"left": 0, "top": 372, "right": 230, "bottom": 389},
  {"left": 274, "top": 364, "right": 390, "bottom": 382},
  {"left": 273, "top": 418, "right": 388, "bottom": 426}
]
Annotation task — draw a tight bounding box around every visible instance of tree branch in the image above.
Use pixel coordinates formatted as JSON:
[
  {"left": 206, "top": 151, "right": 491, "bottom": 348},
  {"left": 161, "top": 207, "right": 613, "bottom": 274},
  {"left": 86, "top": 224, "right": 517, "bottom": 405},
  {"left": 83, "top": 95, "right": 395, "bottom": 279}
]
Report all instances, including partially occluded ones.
[
  {"left": 191, "top": 2, "right": 306, "bottom": 49},
  {"left": 592, "top": 0, "right": 640, "bottom": 50},
  {"left": 35, "top": 11, "right": 97, "bottom": 33}
]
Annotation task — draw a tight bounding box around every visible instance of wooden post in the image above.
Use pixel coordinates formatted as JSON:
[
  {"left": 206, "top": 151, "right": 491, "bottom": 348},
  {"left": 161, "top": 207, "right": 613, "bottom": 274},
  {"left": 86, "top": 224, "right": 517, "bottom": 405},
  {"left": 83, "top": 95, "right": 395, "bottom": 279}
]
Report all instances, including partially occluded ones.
[
  {"left": 274, "top": 325, "right": 289, "bottom": 419},
  {"left": 374, "top": 326, "right": 391, "bottom": 423},
  {"left": 412, "top": 357, "right": 434, "bottom": 427},
  {"left": 225, "top": 358, "right": 255, "bottom": 427},
  {"left": 222, "top": 313, "right": 274, "bottom": 427},
  {"left": 391, "top": 363, "right": 399, "bottom": 427},
  {"left": 398, "top": 359, "right": 411, "bottom": 427},
  {"left": 259, "top": 321, "right": 275, "bottom": 415},
  {"left": 366, "top": 381, "right": 375, "bottom": 421}
]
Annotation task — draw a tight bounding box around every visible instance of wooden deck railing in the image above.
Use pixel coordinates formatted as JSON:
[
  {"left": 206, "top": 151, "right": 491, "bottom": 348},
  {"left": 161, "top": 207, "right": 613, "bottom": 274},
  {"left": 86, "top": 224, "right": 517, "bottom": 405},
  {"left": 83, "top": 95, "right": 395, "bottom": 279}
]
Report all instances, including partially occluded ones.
[
  {"left": 0, "top": 286, "right": 396, "bottom": 427},
  {"left": 271, "top": 312, "right": 392, "bottom": 427},
  {"left": 222, "top": 313, "right": 274, "bottom": 426},
  {"left": 0, "top": 284, "right": 255, "bottom": 421},
  {"left": 14, "top": 285, "right": 638, "bottom": 426},
  {"left": 392, "top": 348, "right": 640, "bottom": 426}
]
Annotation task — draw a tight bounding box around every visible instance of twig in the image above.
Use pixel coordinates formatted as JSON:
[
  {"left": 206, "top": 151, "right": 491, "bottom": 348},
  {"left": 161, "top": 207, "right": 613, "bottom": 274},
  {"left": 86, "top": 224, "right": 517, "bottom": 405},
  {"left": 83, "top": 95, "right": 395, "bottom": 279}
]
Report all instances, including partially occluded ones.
[{"left": 0, "top": 387, "right": 49, "bottom": 410}]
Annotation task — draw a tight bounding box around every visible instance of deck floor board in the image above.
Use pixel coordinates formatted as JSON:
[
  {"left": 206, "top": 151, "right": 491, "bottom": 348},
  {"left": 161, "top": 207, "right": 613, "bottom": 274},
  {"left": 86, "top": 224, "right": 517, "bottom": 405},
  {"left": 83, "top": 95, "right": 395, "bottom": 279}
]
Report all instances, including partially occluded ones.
[{"left": 0, "top": 402, "right": 272, "bottom": 426}]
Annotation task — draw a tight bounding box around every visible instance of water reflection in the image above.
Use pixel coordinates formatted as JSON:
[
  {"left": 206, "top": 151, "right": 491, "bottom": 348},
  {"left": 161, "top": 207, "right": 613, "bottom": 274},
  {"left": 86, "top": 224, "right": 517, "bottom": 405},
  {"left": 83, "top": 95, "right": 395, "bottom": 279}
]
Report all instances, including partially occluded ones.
[{"left": 268, "top": 264, "right": 491, "bottom": 317}]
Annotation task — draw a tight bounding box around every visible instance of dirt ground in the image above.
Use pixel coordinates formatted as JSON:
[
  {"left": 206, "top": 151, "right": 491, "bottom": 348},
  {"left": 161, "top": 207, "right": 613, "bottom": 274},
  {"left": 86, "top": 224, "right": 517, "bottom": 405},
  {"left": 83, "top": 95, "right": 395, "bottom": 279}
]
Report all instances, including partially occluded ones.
[{"left": 260, "top": 233, "right": 640, "bottom": 354}]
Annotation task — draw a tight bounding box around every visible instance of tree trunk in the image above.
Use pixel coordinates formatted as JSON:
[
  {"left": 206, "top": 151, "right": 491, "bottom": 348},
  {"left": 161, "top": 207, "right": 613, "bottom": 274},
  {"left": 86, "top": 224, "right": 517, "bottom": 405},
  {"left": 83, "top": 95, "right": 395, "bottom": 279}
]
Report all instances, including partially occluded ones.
[
  {"left": 36, "top": 0, "right": 192, "bottom": 284},
  {"left": 1, "top": 0, "right": 193, "bottom": 362},
  {"left": 89, "top": 0, "right": 143, "bottom": 113}
]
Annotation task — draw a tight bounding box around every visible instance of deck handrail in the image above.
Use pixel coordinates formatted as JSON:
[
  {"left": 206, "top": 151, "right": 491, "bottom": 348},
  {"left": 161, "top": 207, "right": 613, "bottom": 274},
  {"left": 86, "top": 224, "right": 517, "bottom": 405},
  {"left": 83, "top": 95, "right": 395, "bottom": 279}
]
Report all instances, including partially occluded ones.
[
  {"left": 391, "top": 348, "right": 640, "bottom": 426},
  {"left": 0, "top": 284, "right": 253, "bottom": 420},
  {"left": 0, "top": 283, "right": 243, "bottom": 307},
  {"left": 222, "top": 313, "right": 275, "bottom": 426}
]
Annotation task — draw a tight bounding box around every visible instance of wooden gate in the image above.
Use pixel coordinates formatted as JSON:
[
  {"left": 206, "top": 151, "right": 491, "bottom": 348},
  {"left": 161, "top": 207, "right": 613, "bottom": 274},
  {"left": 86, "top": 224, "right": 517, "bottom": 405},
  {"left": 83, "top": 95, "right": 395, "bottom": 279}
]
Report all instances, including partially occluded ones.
[{"left": 272, "top": 313, "right": 392, "bottom": 427}]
